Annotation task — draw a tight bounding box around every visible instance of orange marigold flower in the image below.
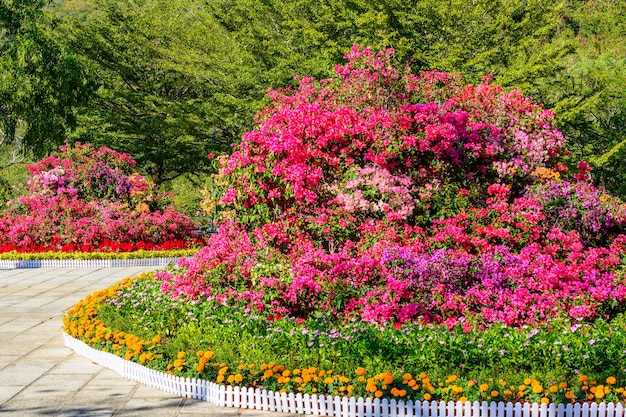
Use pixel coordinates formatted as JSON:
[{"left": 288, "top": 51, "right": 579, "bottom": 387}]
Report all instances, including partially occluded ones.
[
  {"left": 491, "top": 390, "right": 499, "bottom": 397},
  {"left": 549, "top": 386, "right": 558, "bottom": 393},
  {"left": 479, "top": 383, "right": 489, "bottom": 392},
  {"left": 374, "top": 390, "right": 383, "bottom": 398},
  {"left": 356, "top": 367, "right": 367, "bottom": 376},
  {"left": 607, "top": 376, "right": 617, "bottom": 385},
  {"left": 423, "top": 393, "right": 432, "bottom": 401}
]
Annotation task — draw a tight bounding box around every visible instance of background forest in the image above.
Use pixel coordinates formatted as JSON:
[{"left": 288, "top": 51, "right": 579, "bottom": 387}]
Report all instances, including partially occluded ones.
[{"left": 1, "top": 0, "right": 625, "bottom": 216}]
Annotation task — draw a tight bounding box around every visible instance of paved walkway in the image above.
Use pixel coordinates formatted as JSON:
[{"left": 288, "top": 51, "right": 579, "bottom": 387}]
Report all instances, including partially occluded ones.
[{"left": 0, "top": 267, "right": 302, "bottom": 417}]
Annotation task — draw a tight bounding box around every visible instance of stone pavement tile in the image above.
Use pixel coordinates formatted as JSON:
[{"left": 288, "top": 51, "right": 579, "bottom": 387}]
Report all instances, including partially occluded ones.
[
  {"left": 0, "top": 331, "right": 23, "bottom": 343},
  {"left": 86, "top": 369, "right": 137, "bottom": 387},
  {"left": 64, "top": 386, "right": 131, "bottom": 412},
  {"left": 0, "top": 362, "right": 54, "bottom": 386},
  {"left": 0, "top": 385, "right": 23, "bottom": 405},
  {"left": 48, "top": 355, "right": 104, "bottom": 375},
  {"left": 115, "top": 397, "right": 184, "bottom": 416},
  {"left": 25, "top": 346, "right": 71, "bottom": 363},
  {"left": 132, "top": 384, "right": 181, "bottom": 399},
  {"left": 0, "top": 354, "right": 20, "bottom": 370},
  {"left": 178, "top": 399, "right": 241, "bottom": 416},
  {"left": 5, "top": 333, "right": 54, "bottom": 350},
  {"left": 0, "top": 343, "right": 39, "bottom": 357},
  {"left": 26, "top": 371, "right": 94, "bottom": 395},
  {"left": 1, "top": 305, "right": 40, "bottom": 314},
  {"left": 0, "top": 401, "right": 67, "bottom": 417}
]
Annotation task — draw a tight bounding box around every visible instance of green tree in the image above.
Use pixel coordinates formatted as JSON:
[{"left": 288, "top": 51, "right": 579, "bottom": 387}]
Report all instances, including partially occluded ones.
[
  {"left": 0, "top": 0, "right": 93, "bottom": 163},
  {"left": 65, "top": 0, "right": 259, "bottom": 186}
]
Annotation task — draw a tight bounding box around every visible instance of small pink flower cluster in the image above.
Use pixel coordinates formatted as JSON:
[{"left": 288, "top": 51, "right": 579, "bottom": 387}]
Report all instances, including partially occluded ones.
[{"left": 157, "top": 47, "right": 626, "bottom": 328}]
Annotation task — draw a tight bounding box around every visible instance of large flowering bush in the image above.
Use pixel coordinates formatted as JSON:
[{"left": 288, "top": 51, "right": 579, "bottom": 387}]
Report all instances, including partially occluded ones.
[
  {"left": 158, "top": 47, "right": 626, "bottom": 327},
  {"left": 0, "top": 143, "right": 200, "bottom": 252}
]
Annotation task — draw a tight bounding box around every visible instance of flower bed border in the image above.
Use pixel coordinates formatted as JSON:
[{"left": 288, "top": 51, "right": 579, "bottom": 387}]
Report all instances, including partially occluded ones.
[
  {"left": 63, "top": 333, "right": 626, "bottom": 417},
  {"left": 0, "top": 257, "right": 185, "bottom": 269}
]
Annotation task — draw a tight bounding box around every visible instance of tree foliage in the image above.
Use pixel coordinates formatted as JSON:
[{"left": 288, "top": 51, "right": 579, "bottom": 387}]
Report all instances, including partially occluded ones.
[
  {"left": 63, "top": 0, "right": 259, "bottom": 186},
  {"left": 0, "top": 0, "right": 93, "bottom": 163}
]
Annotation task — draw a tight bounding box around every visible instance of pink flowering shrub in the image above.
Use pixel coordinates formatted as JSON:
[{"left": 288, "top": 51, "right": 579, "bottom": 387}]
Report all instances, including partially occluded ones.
[
  {"left": 158, "top": 46, "right": 626, "bottom": 327},
  {"left": 0, "top": 143, "right": 200, "bottom": 252}
]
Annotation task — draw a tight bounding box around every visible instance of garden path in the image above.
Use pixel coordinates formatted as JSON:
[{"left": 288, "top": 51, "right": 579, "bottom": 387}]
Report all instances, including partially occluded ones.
[{"left": 0, "top": 267, "right": 302, "bottom": 417}]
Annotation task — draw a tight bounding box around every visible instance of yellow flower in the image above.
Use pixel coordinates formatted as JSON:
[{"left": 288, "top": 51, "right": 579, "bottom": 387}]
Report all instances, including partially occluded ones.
[{"left": 446, "top": 375, "right": 458, "bottom": 383}]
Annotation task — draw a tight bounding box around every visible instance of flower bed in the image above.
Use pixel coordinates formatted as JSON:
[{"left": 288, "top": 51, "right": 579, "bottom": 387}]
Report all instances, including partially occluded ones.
[
  {"left": 65, "top": 272, "right": 626, "bottom": 410},
  {"left": 64, "top": 46, "right": 626, "bottom": 413},
  {"left": 0, "top": 143, "right": 203, "bottom": 253}
]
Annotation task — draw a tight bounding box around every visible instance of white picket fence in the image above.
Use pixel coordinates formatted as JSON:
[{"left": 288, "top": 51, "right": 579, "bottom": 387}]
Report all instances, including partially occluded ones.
[
  {"left": 63, "top": 333, "right": 626, "bottom": 417},
  {"left": 0, "top": 257, "right": 183, "bottom": 269}
]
